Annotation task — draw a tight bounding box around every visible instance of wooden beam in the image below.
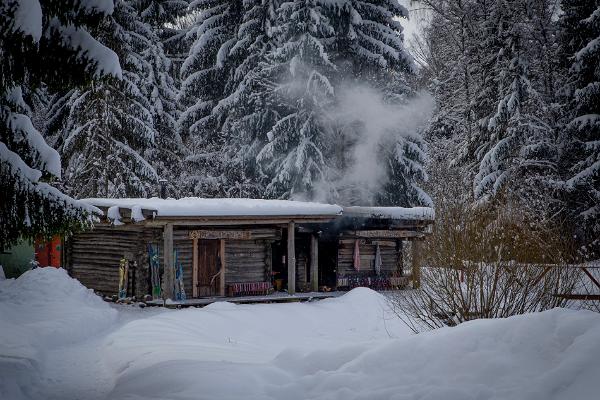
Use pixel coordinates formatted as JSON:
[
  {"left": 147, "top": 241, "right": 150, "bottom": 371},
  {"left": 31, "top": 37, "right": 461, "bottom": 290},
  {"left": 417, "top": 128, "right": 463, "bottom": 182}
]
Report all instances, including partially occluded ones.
[
  {"left": 162, "top": 223, "right": 174, "bottom": 300},
  {"left": 581, "top": 267, "right": 600, "bottom": 290},
  {"left": 192, "top": 238, "right": 198, "bottom": 298},
  {"left": 554, "top": 294, "right": 600, "bottom": 301},
  {"left": 145, "top": 215, "right": 337, "bottom": 226},
  {"left": 310, "top": 234, "right": 319, "bottom": 292},
  {"left": 342, "top": 230, "right": 426, "bottom": 239},
  {"left": 288, "top": 221, "right": 296, "bottom": 295},
  {"left": 220, "top": 239, "right": 226, "bottom": 296},
  {"left": 532, "top": 265, "right": 553, "bottom": 286},
  {"left": 190, "top": 230, "right": 251, "bottom": 240}
]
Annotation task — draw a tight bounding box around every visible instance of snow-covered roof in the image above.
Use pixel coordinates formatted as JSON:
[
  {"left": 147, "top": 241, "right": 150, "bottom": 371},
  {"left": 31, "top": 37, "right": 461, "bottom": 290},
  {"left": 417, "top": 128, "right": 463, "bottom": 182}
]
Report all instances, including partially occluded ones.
[
  {"left": 343, "top": 206, "right": 435, "bottom": 221},
  {"left": 82, "top": 197, "right": 343, "bottom": 220}
]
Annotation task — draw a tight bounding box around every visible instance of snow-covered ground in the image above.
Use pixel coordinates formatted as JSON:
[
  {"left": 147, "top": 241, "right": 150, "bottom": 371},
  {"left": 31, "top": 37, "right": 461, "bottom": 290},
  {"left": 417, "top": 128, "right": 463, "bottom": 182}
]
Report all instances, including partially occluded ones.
[{"left": 1, "top": 268, "right": 600, "bottom": 400}]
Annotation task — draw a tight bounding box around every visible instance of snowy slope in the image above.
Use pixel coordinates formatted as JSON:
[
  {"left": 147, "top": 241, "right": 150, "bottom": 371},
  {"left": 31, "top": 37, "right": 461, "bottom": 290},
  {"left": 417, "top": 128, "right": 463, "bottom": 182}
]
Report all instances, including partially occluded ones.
[{"left": 1, "top": 268, "right": 599, "bottom": 400}]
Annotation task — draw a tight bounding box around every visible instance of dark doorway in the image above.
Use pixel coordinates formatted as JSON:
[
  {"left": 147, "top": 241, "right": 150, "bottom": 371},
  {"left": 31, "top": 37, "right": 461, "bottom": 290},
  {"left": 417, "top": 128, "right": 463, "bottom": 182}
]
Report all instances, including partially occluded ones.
[
  {"left": 197, "top": 240, "right": 220, "bottom": 297},
  {"left": 271, "top": 240, "right": 286, "bottom": 291},
  {"left": 319, "top": 241, "right": 338, "bottom": 289}
]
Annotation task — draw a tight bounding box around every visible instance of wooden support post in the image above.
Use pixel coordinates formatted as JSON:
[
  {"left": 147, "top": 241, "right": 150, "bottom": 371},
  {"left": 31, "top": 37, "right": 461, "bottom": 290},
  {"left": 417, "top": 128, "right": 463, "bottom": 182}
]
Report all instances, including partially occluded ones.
[
  {"left": 220, "top": 239, "right": 226, "bottom": 296},
  {"left": 411, "top": 240, "right": 422, "bottom": 289},
  {"left": 310, "top": 234, "right": 319, "bottom": 292},
  {"left": 287, "top": 221, "right": 296, "bottom": 295},
  {"left": 192, "top": 238, "right": 198, "bottom": 298},
  {"left": 163, "top": 223, "right": 174, "bottom": 300}
]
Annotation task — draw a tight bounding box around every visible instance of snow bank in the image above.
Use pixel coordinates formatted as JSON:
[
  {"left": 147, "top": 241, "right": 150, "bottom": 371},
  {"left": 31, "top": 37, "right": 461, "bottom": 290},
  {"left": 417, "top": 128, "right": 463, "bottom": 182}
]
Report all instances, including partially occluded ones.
[
  {"left": 344, "top": 205, "right": 435, "bottom": 221},
  {"left": 103, "top": 287, "right": 405, "bottom": 371},
  {"left": 0, "top": 268, "right": 117, "bottom": 400},
  {"left": 83, "top": 197, "right": 343, "bottom": 218},
  {"left": 103, "top": 307, "right": 600, "bottom": 400},
  {"left": 2, "top": 269, "right": 600, "bottom": 400}
]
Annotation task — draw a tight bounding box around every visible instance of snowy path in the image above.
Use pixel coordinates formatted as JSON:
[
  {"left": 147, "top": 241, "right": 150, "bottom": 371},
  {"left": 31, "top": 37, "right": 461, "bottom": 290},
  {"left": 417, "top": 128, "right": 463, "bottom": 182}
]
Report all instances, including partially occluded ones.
[{"left": 2, "top": 268, "right": 600, "bottom": 400}]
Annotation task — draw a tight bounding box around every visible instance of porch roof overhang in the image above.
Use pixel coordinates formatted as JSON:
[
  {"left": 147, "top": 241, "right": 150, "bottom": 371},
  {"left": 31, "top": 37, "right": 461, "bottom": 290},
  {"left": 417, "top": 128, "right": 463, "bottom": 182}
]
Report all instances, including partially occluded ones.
[{"left": 82, "top": 197, "right": 343, "bottom": 226}]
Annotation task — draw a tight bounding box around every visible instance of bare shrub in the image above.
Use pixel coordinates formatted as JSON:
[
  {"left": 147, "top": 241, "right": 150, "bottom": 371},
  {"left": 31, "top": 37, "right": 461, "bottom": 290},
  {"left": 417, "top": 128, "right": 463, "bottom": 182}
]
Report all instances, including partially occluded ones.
[{"left": 389, "top": 198, "right": 580, "bottom": 333}]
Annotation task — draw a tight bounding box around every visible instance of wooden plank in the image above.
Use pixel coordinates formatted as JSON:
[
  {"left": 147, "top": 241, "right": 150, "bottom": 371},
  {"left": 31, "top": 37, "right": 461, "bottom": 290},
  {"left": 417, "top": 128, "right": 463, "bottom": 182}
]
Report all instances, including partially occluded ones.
[
  {"left": 190, "top": 230, "right": 251, "bottom": 240},
  {"left": 163, "top": 223, "right": 174, "bottom": 300},
  {"left": 342, "top": 230, "right": 425, "bottom": 239},
  {"left": 310, "top": 234, "right": 319, "bottom": 292},
  {"left": 192, "top": 238, "right": 198, "bottom": 298},
  {"left": 288, "top": 221, "right": 296, "bottom": 295},
  {"left": 220, "top": 239, "right": 226, "bottom": 296}
]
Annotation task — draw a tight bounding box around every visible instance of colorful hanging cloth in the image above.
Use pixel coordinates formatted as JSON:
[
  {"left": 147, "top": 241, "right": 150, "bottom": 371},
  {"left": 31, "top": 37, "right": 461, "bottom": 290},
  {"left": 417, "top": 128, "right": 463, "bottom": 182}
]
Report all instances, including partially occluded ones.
[
  {"left": 353, "top": 239, "right": 361, "bottom": 272},
  {"left": 374, "top": 243, "right": 382, "bottom": 276}
]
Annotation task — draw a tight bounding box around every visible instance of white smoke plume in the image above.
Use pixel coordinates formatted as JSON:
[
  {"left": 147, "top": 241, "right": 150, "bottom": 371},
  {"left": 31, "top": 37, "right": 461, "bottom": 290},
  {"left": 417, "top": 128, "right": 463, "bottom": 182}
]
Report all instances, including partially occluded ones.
[{"left": 308, "top": 84, "right": 434, "bottom": 205}]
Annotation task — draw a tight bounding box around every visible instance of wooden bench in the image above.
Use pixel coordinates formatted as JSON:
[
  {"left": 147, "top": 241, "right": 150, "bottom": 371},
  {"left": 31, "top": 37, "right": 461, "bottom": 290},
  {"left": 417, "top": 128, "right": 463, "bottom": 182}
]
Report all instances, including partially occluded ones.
[
  {"left": 228, "top": 281, "right": 272, "bottom": 297},
  {"left": 337, "top": 275, "right": 409, "bottom": 290}
]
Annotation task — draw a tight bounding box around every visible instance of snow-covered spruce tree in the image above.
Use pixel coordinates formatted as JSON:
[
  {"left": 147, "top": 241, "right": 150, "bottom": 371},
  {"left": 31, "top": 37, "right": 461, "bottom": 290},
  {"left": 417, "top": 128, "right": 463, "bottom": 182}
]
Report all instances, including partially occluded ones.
[
  {"left": 0, "top": 0, "right": 120, "bottom": 250},
  {"left": 213, "top": 0, "right": 280, "bottom": 198},
  {"left": 178, "top": 0, "right": 243, "bottom": 196},
  {"left": 50, "top": 0, "right": 158, "bottom": 198},
  {"left": 419, "top": 0, "right": 563, "bottom": 212},
  {"left": 135, "top": 0, "right": 188, "bottom": 197},
  {"left": 474, "top": 1, "right": 558, "bottom": 205},
  {"left": 255, "top": 0, "right": 336, "bottom": 199},
  {"left": 559, "top": 0, "right": 600, "bottom": 256}
]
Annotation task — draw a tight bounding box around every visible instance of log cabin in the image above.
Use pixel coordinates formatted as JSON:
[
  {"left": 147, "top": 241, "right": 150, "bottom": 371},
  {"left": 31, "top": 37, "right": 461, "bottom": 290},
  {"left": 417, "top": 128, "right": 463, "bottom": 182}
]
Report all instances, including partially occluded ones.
[{"left": 63, "top": 197, "right": 433, "bottom": 300}]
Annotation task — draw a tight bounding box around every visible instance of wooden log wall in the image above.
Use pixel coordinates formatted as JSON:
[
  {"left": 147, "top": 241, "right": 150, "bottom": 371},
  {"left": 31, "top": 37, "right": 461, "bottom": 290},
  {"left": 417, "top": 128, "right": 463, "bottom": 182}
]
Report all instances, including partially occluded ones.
[
  {"left": 69, "top": 225, "right": 282, "bottom": 299},
  {"left": 225, "top": 240, "right": 271, "bottom": 283},
  {"left": 337, "top": 239, "right": 402, "bottom": 278},
  {"left": 68, "top": 226, "right": 147, "bottom": 297}
]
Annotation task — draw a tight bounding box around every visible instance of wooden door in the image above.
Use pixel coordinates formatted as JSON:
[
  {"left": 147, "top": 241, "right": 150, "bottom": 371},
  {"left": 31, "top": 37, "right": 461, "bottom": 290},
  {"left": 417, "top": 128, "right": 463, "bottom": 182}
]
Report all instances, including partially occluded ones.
[{"left": 197, "top": 240, "right": 220, "bottom": 297}]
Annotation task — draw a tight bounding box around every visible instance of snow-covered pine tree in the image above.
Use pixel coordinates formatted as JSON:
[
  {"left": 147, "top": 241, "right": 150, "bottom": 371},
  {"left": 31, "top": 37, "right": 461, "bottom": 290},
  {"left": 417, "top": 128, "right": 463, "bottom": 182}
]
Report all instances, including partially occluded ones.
[
  {"left": 179, "top": 0, "right": 243, "bottom": 196},
  {"left": 0, "top": 0, "right": 121, "bottom": 250},
  {"left": 416, "top": 0, "right": 505, "bottom": 204},
  {"left": 474, "top": 1, "right": 558, "bottom": 205},
  {"left": 134, "top": 0, "right": 188, "bottom": 197},
  {"left": 49, "top": 0, "right": 158, "bottom": 198},
  {"left": 559, "top": 0, "right": 600, "bottom": 255},
  {"left": 214, "top": 0, "right": 279, "bottom": 198},
  {"left": 255, "top": 0, "right": 336, "bottom": 199}
]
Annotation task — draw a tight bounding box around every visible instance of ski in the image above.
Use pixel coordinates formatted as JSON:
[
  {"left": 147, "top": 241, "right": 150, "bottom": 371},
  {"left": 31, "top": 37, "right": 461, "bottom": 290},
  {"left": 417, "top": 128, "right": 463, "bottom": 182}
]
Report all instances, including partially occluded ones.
[
  {"left": 148, "top": 243, "right": 161, "bottom": 300},
  {"left": 174, "top": 249, "right": 186, "bottom": 301},
  {"left": 118, "top": 258, "right": 129, "bottom": 300}
]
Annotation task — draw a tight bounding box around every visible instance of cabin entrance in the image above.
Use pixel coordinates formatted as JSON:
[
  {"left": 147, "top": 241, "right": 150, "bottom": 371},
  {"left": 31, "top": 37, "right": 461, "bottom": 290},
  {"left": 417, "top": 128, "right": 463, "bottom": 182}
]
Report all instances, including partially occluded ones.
[
  {"left": 319, "top": 240, "right": 338, "bottom": 289},
  {"left": 196, "top": 239, "right": 220, "bottom": 297}
]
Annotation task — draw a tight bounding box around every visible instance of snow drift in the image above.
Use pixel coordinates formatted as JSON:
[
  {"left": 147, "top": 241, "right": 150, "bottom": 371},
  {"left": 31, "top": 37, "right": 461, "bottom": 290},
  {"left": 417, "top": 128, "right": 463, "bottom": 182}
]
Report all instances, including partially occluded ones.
[
  {"left": 0, "top": 268, "right": 117, "bottom": 400},
  {"left": 1, "top": 268, "right": 600, "bottom": 400}
]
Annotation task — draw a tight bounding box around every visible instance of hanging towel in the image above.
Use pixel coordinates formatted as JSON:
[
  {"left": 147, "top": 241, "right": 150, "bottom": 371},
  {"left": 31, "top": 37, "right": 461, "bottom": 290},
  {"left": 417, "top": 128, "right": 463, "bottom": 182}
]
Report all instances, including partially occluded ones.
[
  {"left": 374, "top": 243, "right": 382, "bottom": 276},
  {"left": 353, "top": 239, "right": 361, "bottom": 272}
]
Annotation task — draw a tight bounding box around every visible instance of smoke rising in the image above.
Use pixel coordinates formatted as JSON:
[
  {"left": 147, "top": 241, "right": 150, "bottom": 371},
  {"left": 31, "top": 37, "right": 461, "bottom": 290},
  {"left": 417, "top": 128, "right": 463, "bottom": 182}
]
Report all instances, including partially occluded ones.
[{"left": 308, "top": 84, "right": 434, "bottom": 205}]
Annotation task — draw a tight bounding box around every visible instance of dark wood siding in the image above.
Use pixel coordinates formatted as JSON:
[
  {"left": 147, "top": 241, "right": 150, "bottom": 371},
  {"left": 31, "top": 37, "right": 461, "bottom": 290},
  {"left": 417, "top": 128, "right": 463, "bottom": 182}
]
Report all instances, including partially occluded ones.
[
  {"left": 336, "top": 239, "right": 401, "bottom": 278},
  {"left": 68, "top": 226, "right": 146, "bottom": 297},
  {"left": 225, "top": 240, "right": 271, "bottom": 283}
]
